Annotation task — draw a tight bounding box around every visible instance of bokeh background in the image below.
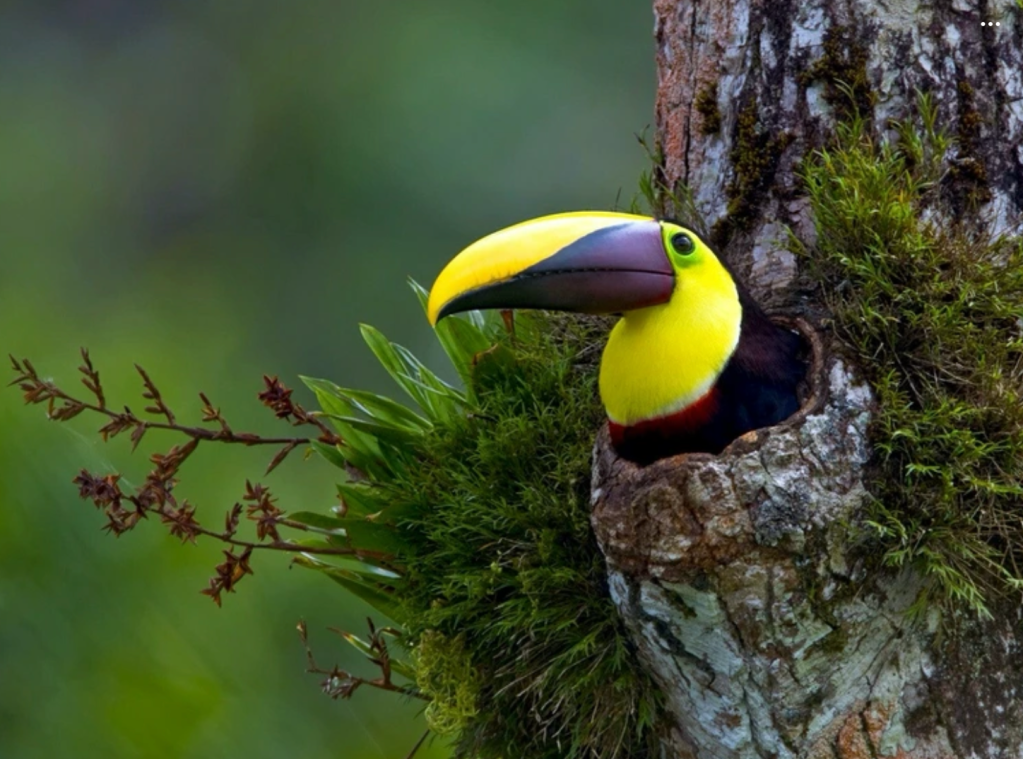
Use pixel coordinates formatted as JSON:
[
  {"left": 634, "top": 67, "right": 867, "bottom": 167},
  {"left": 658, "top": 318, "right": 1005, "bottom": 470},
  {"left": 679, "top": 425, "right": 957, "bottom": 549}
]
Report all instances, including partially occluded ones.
[{"left": 0, "top": 2, "right": 653, "bottom": 757}]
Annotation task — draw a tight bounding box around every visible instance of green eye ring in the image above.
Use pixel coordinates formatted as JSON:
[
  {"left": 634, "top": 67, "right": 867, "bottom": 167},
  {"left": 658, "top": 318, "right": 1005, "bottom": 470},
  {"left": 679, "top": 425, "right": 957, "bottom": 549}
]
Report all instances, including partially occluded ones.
[{"left": 670, "top": 232, "right": 695, "bottom": 255}]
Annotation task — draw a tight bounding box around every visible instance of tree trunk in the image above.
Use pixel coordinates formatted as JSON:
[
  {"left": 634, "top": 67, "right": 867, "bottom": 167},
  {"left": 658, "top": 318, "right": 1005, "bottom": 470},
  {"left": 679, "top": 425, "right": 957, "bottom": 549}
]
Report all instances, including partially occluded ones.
[{"left": 590, "top": 2, "right": 1023, "bottom": 757}]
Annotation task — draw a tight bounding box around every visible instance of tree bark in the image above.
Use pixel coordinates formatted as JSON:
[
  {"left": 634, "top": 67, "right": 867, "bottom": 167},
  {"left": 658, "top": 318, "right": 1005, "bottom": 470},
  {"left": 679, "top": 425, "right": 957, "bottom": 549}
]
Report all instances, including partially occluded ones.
[
  {"left": 590, "top": 2, "right": 1023, "bottom": 757},
  {"left": 649, "top": 0, "right": 1022, "bottom": 307}
]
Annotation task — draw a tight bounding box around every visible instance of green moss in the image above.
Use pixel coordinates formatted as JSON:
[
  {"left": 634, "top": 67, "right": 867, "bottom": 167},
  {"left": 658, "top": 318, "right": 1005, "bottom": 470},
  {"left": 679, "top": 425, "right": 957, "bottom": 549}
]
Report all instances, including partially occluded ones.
[
  {"left": 413, "top": 630, "right": 481, "bottom": 736},
  {"left": 947, "top": 79, "right": 992, "bottom": 212},
  {"left": 711, "top": 97, "right": 793, "bottom": 245},
  {"left": 795, "top": 97, "right": 1023, "bottom": 618},
  {"left": 819, "top": 627, "right": 849, "bottom": 655},
  {"left": 797, "top": 25, "right": 875, "bottom": 123},
  {"left": 396, "top": 314, "right": 661, "bottom": 758},
  {"left": 303, "top": 306, "right": 662, "bottom": 758},
  {"left": 695, "top": 81, "right": 722, "bottom": 135}
]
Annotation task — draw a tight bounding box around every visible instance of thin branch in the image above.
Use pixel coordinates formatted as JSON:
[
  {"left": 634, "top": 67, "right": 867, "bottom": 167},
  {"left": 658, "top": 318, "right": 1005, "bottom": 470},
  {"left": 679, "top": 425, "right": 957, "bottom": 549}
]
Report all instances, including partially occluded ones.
[
  {"left": 404, "top": 730, "right": 430, "bottom": 759},
  {"left": 7, "top": 351, "right": 396, "bottom": 606},
  {"left": 136, "top": 363, "right": 176, "bottom": 425},
  {"left": 9, "top": 352, "right": 344, "bottom": 475},
  {"left": 298, "top": 619, "right": 426, "bottom": 701}
]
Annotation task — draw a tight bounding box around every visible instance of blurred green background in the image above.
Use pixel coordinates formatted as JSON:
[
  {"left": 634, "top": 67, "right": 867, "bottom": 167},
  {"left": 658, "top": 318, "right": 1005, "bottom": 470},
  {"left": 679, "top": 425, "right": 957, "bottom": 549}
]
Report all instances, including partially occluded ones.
[{"left": 0, "top": 2, "right": 652, "bottom": 757}]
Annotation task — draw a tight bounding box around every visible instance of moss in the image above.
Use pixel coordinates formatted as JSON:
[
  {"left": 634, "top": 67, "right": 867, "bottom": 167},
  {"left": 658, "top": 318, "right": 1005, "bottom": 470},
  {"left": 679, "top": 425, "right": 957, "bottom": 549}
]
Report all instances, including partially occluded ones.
[
  {"left": 798, "top": 25, "right": 875, "bottom": 123},
  {"left": 946, "top": 78, "right": 992, "bottom": 212},
  {"left": 795, "top": 97, "right": 1023, "bottom": 618},
  {"left": 711, "top": 97, "right": 794, "bottom": 246},
  {"left": 306, "top": 306, "right": 663, "bottom": 758},
  {"left": 817, "top": 626, "right": 850, "bottom": 656},
  {"left": 413, "top": 630, "right": 481, "bottom": 736},
  {"left": 695, "top": 81, "right": 722, "bottom": 135},
  {"left": 397, "top": 313, "right": 661, "bottom": 758}
]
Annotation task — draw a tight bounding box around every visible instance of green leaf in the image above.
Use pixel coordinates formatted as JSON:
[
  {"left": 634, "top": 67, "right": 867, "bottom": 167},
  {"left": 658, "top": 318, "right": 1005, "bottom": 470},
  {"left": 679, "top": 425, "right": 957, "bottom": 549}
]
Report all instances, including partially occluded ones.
[
  {"left": 410, "top": 279, "right": 492, "bottom": 386},
  {"left": 358, "top": 324, "right": 465, "bottom": 424},
  {"left": 301, "top": 377, "right": 395, "bottom": 478},
  {"left": 292, "top": 551, "right": 401, "bottom": 580},
  {"left": 393, "top": 345, "right": 461, "bottom": 394},
  {"left": 330, "top": 387, "right": 431, "bottom": 432},
  {"left": 364, "top": 500, "right": 420, "bottom": 526},
  {"left": 323, "top": 414, "right": 424, "bottom": 446},
  {"left": 302, "top": 378, "right": 382, "bottom": 454},
  {"left": 359, "top": 324, "right": 431, "bottom": 408},
  {"left": 330, "top": 518, "right": 405, "bottom": 555},
  {"left": 441, "top": 318, "right": 493, "bottom": 385},
  {"left": 308, "top": 440, "right": 348, "bottom": 471},
  {"left": 288, "top": 511, "right": 347, "bottom": 533},
  {"left": 337, "top": 482, "right": 387, "bottom": 518},
  {"left": 294, "top": 556, "right": 402, "bottom": 622},
  {"left": 340, "top": 631, "right": 417, "bottom": 682}
]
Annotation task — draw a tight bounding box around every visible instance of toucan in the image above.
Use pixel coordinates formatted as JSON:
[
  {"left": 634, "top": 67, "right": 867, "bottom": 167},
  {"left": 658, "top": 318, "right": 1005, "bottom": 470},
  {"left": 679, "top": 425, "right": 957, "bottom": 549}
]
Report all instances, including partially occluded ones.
[{"left": 427, "top": 212, "right": 805, "bottom": 463}]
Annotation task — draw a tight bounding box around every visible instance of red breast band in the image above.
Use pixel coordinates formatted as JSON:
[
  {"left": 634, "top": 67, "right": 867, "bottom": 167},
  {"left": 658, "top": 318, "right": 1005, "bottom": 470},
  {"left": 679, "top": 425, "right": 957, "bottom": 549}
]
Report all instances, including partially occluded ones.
[{"left": 608, "top": 386, "right": 721, "bottom": 450}]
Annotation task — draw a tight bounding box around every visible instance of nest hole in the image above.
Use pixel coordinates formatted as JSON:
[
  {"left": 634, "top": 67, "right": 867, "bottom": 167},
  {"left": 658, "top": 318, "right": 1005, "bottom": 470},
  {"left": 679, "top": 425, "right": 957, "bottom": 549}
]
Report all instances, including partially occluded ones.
[{"left": 605, "top": 316, "right": 827, "bottom": 468}]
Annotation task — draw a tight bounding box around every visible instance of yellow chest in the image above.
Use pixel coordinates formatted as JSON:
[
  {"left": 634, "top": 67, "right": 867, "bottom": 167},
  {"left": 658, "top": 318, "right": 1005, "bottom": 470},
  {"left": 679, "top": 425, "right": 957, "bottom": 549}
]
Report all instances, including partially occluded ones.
[{"left": 598, "top": 269, "right": 742, "bottom": 426}]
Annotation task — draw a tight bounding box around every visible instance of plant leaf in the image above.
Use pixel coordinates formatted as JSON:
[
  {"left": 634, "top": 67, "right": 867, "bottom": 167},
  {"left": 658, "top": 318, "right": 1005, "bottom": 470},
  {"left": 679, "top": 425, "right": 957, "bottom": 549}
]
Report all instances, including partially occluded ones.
[
  {"left": 358, "top": 324, "right": 465, "bottom": 424},
  {"left": 288, "top": 511, "right": 348, "bottom": 533},
  {"left": 301, "top": 377, "right": 395, "bottom": 478},
  {"left": 340, "top": 631, "right": 417, "bottom": 681},
  {"left": 294, "top": 555, "right": 402, "bottom": 622},
  {"left": 329, "top": 518, "right": 405, "bottom": 555},
  {"left": 337, "top": 482, "right": 387, "bottom": 518},
  {"left": 308, "top": 440, "right": 348, "bottom": 471},
  {"left": 410, "top": 279, "right": 492, "bottom": 388},
  {"left": 323, "top": 414, "right": 424, "bottom": 446},
  {"left": 331, "top": 387, "right": 431, "bottom": 432}
]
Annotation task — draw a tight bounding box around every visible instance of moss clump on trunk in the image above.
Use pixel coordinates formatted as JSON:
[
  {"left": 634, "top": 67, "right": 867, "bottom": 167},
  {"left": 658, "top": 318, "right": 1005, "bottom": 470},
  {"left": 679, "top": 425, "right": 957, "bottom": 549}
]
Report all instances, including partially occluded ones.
[
  {"left": 302, "top": 299, "right": 662, "bottom": 758},
  {"left": 795, "top": 98, "right": 1023, "bottom": 617}
]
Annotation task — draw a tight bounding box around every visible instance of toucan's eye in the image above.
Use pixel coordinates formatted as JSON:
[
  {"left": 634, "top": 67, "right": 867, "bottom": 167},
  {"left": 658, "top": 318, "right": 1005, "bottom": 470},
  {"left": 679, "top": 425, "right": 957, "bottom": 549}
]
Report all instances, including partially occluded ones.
[{"left": 671, "top": 232, "right": 695, "bottom": 255}]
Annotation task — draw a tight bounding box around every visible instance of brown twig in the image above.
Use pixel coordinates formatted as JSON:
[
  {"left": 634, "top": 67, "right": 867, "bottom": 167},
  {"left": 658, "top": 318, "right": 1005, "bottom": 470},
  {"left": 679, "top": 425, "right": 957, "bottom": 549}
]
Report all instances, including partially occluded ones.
[
  {"left": 10, "top": 350, "right": 343, "bottom": 466},
  {"left": 298, "top": 619, "right": 425, "bottom": 701},
  {"left": 404, "top": 730, "right": 430, "bottom": 759},
  {"left": 72, "top": 467, "right": 397, "bottom": 605},
  {"left": 9, "top": 350, "right": 389, "bottom": 606}
]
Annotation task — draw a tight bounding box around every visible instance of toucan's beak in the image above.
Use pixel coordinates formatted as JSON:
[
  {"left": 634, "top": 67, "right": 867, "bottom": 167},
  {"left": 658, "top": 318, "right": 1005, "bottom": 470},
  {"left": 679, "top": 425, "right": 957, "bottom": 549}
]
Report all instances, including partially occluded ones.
[{"left": 427, "top": 212, "right": 675, "bottom": 325}]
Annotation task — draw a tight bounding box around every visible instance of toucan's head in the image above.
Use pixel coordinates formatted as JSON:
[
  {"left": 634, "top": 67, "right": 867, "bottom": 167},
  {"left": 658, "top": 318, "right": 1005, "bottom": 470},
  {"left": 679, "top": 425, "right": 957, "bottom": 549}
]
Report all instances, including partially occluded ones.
[
  {"left": 428, "top": 211, "right": 804, "bottom": 461},
  {"left": 426, "top": 212, "right": 729, "bottom": 326},
  {"left": 428, "top": 211, "right": 768, "bottom": 460}
]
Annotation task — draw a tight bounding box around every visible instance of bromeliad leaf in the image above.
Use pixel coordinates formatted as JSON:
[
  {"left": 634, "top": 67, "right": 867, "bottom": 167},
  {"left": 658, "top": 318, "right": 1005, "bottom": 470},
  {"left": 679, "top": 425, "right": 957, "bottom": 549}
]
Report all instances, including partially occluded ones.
[
  {"left": 327, "top": 517, "right": 405, "bottom": 556},
  {"left": 293, "top": 555, "right": 402, "bottom": 622},
  {"left": 327, "top": 415, "right": 425, "bottom": 447},
  {"left": 335, "top": 483, "right": 418, "bottom": 528},
  {"left": 302, "top": 378, "right": 384, "bottom": 455},
  {"left": 292, "top": 552, "right": 401, "bottom": 581},
  {"left": 328, "top": 387, "right": 431, "bottom": 433},
  {"left": 302, "top": 377, "right": 395, "bottom": 478},
  {"left": 308, "top": 439, "right": 348, "bottom": 471},
  {"left": 359, "top": 324, "right": 434, "bottom": 409},
  {"left": 337, "top": 482, "right": 387, "bottom": 518},
  {"left": 291, "top": 538, "right": 401, "bottom": 586},
  {"left": 358, "top": 324, "right": 465, "bottom": 424},
  {"left": 288, "top": 511, "right": 348, "bottom": 533},
  {"left": 410, "top": 279, "right": 492, "bottom": 387},
  {"left": 391, "top": 344, "right": 464, "bottom": 424},
  {"left": 434, "top": 318, "right": 494, "bottom": 390}
]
